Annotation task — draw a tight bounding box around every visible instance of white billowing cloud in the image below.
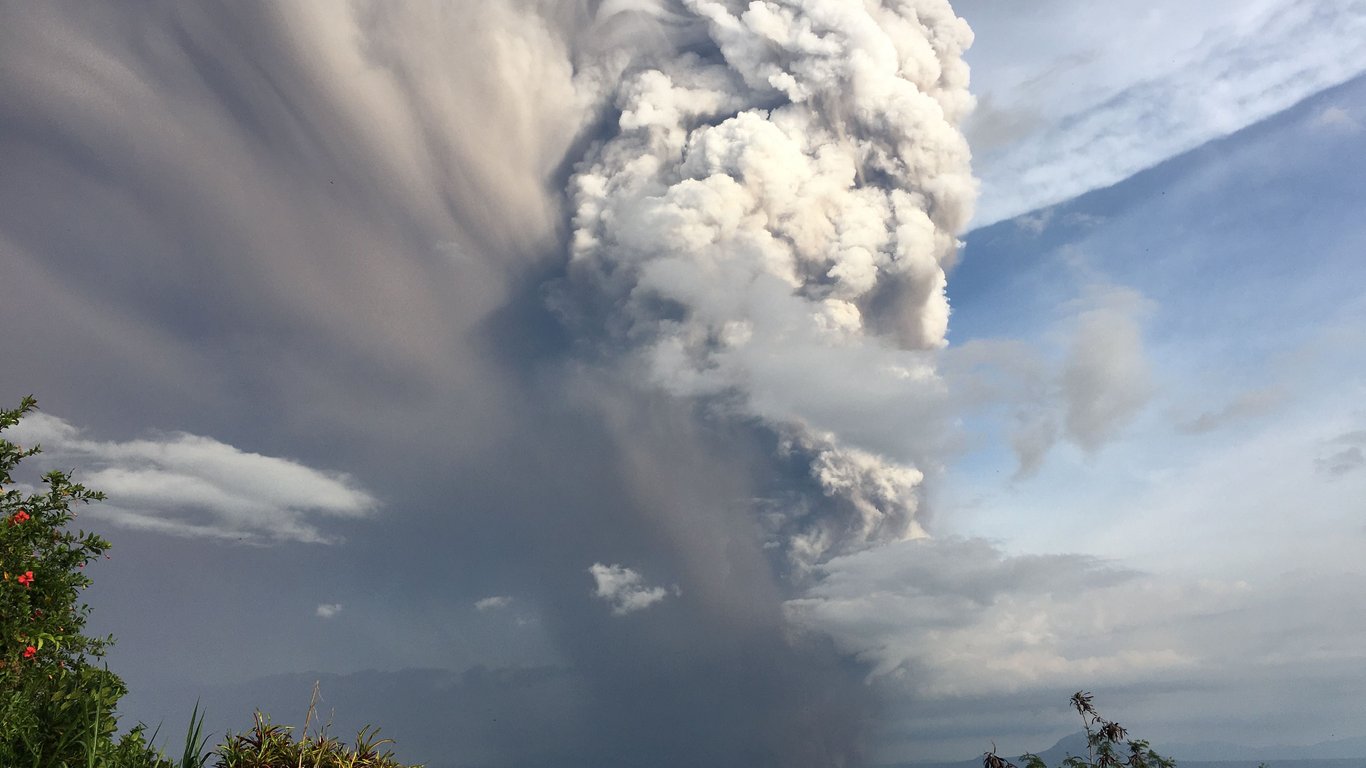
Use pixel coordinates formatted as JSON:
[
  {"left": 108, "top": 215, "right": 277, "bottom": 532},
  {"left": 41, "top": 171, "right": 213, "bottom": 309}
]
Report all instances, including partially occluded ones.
[
  {"left": 968, "top": 0, "right": 1366, "bottom": 226},
  {"left": 589, "top": 563, "right": 673, "bottom": 616},
  {"left": 315, "top": 603, "right": 343, "bottom": 619},
  {"left": 475, "top": 595, "right": 514, "bottom": 611},
  {"left": 564, "top": 0, "right": 977, "bottom": 567},
  {"left": 6, "top": 412, "right": 377, "bottom": 544},
  {"left": 782, "top": 431, "right": 931, "bottom": 568}
]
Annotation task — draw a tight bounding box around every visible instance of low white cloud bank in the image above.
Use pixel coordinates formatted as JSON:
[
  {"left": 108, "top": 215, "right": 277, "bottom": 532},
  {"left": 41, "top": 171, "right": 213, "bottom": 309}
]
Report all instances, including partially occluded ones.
[
  {"left": 786, "top": 538, "right": 1188, "bottom": 695},
  {"left": 969, "top": 0, "right": 1366, "bottom": 226},
  {"left": 589, "top": 563, "right": 674, "bottom": 616},
  {"left": 6, "top": 412, "right": 377, "bottom": 544},
  {"left": 786, "top": 534, "right": 1366, "bottom": 703},
  {"left": 315, "top": 603, "right": 344, "bottom": 619}
]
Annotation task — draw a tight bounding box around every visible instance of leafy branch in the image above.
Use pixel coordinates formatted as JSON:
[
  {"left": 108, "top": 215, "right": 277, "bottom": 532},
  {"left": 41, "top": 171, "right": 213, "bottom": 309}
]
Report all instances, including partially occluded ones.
[{"left": 985, "top": 692, "right": 1175, "bottom": 768}]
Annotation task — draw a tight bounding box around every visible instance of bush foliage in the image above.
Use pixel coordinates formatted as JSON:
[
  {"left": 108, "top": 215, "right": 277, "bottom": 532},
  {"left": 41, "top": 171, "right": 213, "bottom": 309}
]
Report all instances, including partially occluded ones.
[
  {"left": 216, "top": 712, "right": 412, "bottom": 768},
  {"left": 0, "top": 395, "right": 146, "bottom": 766}
]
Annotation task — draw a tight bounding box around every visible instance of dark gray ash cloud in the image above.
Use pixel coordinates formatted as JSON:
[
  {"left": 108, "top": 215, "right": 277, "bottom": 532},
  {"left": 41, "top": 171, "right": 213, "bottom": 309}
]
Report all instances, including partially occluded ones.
[{"left": 0, "top": 1, "right": 981, "bottom": 766}]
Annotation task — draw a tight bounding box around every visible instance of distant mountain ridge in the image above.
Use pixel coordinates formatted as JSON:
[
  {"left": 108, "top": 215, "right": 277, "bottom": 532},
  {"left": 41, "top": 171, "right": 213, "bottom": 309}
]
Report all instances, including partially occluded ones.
[
  {"left": 1171, "top": 735, "right": 1366, "bottom": 762},
  {"left": 887, "top": 731, "right": 1366, "bottom": 768}
]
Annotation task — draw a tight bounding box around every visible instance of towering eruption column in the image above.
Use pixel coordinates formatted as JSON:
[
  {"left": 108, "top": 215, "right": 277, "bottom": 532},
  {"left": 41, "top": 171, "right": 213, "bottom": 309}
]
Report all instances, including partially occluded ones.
[{"left": 567, "top": 0, "right": 977, "bottom": 568}]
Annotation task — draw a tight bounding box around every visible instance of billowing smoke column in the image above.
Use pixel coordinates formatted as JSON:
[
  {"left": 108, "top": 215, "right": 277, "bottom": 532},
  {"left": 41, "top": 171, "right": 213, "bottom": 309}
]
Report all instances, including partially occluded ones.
[
  {"left": 0, "top": 1, "right": 978, "bottom": 762},
  {"left": 566, "top": 0, "right": 977, "bottom": 568}
]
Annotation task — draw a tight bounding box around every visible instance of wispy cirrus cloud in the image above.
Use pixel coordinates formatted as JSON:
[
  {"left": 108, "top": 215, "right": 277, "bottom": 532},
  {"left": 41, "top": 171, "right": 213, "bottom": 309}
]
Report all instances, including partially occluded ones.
[
  {"left": 1177, "top": 387, "right": 1285, "bottom": 435},
  {"left": 6, "top": 411, "right": 377, "bottom": 544},
  {"left": 966, "top": 0, "right": 1366, "bottom": 226}
]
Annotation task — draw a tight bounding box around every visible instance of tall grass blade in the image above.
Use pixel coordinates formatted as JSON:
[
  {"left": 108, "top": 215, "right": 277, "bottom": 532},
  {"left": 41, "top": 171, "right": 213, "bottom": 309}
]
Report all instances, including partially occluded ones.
[{"left": 178, "top": 700, "right": 212, "bottom": 768}]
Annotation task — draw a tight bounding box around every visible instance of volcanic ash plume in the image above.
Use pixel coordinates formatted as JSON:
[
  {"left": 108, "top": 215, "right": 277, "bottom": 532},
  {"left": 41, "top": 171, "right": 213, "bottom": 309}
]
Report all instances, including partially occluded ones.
[{"left": 566, "top": 0, "right": 977, "bottom": 566}]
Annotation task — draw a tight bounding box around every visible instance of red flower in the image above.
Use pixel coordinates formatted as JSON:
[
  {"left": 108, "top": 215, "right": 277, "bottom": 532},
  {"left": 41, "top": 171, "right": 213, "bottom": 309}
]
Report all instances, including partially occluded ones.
[
  {"left": 22, "top": 646, "right": 36, "bottom": 659},
  {"left": 16, "top": 571, "right": 33, "bottom": 587},
  {"left": 7, "top": 509, "right": 28, "bottom": 525}
]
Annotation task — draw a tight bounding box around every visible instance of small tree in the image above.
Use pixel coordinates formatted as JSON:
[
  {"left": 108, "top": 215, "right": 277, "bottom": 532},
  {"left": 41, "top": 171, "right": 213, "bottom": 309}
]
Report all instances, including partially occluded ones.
[
  {"left": 985, "top": 692, "right": 1175, "bottom": 768},
  {"left": 0, "top": 396, "right": 163, "bottom": 765}
]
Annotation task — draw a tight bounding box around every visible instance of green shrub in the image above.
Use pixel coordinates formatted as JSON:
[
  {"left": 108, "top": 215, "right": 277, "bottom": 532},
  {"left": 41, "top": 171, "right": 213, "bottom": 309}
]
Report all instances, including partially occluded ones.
[
  {"left": 0, "top": 395, "right": 139, "bottom": 766},
  {"left": 0, "top": 398, "right": 212, "bottom": 767}
]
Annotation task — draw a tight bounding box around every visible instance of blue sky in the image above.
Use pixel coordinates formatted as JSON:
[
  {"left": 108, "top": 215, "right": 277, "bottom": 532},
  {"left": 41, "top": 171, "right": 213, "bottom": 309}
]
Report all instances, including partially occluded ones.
[
  {"left": 1, "top": 1, "right": 1364, "bottom": 765},
  {"left": 813, "top": 71, "right": 1366, "bottom": 760},
  {"left": 951, "top": 73, "right": 1366, "bottom": 556}
]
